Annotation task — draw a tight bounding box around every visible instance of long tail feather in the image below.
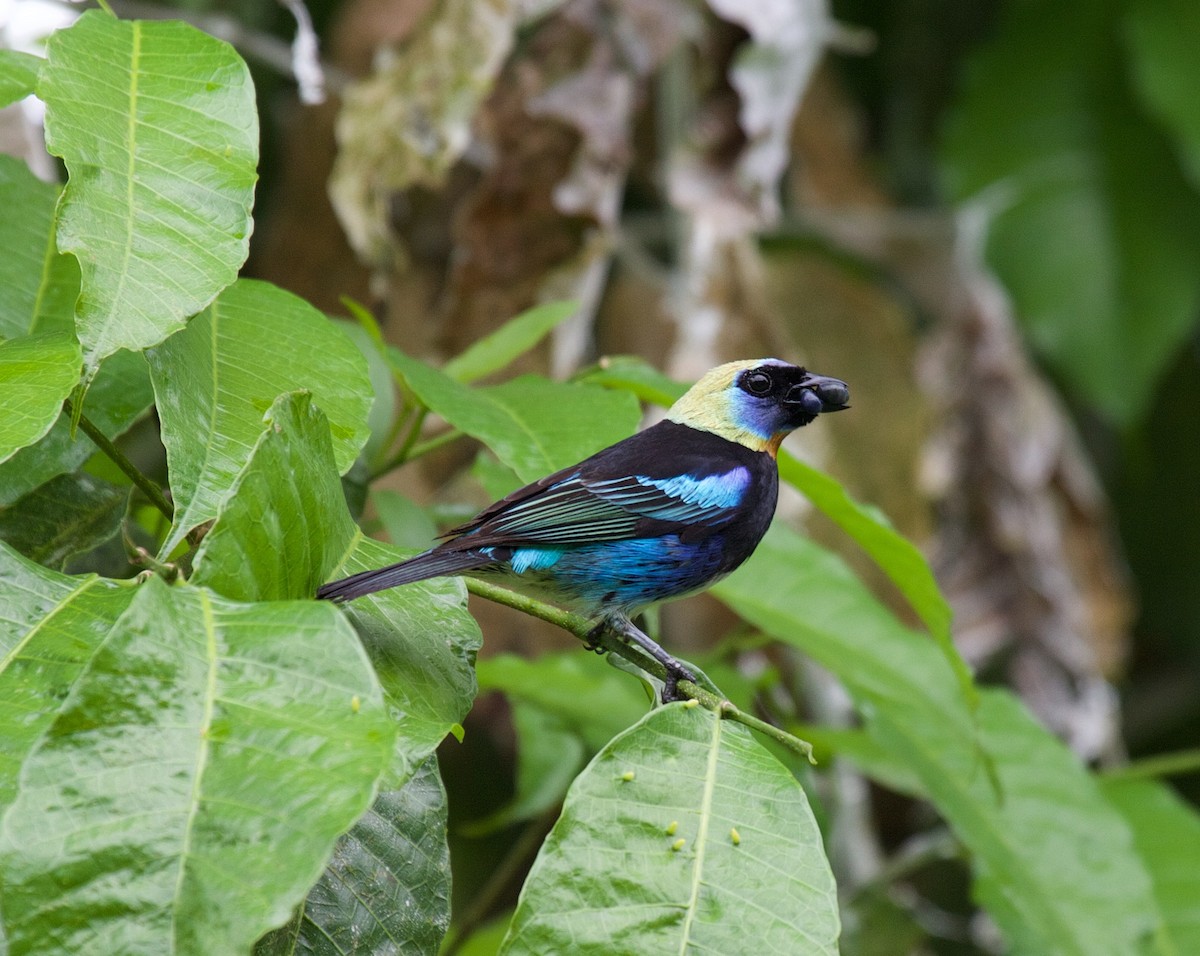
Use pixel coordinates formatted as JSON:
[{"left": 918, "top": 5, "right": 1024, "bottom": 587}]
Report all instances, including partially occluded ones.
[{"left": 317, "top": 548, "right": 493, "bottom": 602}]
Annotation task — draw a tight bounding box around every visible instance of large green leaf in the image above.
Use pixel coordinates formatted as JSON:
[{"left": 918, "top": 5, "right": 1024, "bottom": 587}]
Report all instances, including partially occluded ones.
[
  {"left": 192, "top": 392, "right": 357, "bottom": 603},
  {"left": 325, "top": 535, "right": 481, "bottom": 784},
  {"left": 0, "top": 577, "right": 394, "bottom": 956},
  {"left": 389, "top": 350, "right": 641, "bottom": 482},
  {"left": 38, "top": 10, "right": 258, "bottom": 375},
  {"left": 0, "top": 545, "right": 135, "bottom": 811},
  {"left": 500, "top": 704, "right": 839, "bottom": 955},
  {"left": 0, "top": 50, "right": 39, "bottom": 108},
  {"left": 257, "top": 754, "right": 451, "bottom": 956},
  {"left": 715, "top": 526, "right": 1158, "bottom": 956},
  {"left": 942, "top": 1, "right": 1200, "bottom": 423},
  {"left": 0, "top": 331, "right": 82, "bottom": 464},
  {"left": 1103, "top": 777, "right": 1200, "bottom": 954},
  {"left": 443, "top": 301, "right": 576, "bottom": 384},
  {"left": 0, "top": 472, "right": 126, "bottom": 569},
  {"left": 149, "top": 279, "right": 373, "bottom": 556},
  {"left": 0, "top": 349, "right": 153, "bottom": 506},
  {"left": 1124, "top": 0, "right": 1200, "bottom": 188},
  {"left": 0, "top": 154, "right": 79, "bottom": 340}
]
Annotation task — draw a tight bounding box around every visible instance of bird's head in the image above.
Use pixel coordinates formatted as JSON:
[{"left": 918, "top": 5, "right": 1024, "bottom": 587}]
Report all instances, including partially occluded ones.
[{"left": 666, "top": 359, "right": 849, "bottom": 455}]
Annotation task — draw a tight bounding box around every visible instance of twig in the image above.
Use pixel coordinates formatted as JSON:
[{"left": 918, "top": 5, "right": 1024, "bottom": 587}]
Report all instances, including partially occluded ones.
[
  {"left": 464, "top": 580, "right": 815, "bottom": 764},
  {"left": 66, "top": 399, "right": 174, "bottom": 522}
]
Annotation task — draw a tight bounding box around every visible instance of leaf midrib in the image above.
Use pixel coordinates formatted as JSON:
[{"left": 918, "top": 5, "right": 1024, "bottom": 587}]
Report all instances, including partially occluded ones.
[{"left": 678, "top": 712, "right": 721, "bottom": 953}]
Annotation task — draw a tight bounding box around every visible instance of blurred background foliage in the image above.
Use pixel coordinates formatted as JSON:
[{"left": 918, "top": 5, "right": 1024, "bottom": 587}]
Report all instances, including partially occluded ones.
[{"left": 6, "top": 0, "right": 1199, "bottom": 952}]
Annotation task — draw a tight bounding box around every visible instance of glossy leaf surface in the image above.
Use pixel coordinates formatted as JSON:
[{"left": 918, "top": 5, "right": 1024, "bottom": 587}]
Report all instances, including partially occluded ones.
[
  {"left": 39, "top": 11, "right": 258, "bottom": 373},
  {"left": 0, "top": 50, "right": 39, "bottom": 108},
  {"left": 0, "top": 350, "right": 153, "bottom": 506},
  {"left": 501, "top": 704, "right": 839, "bottom": 955},
  {"left": 0, "top": 578, "right": 394, "bottom": 956},
  {"left": 0, "top": 546, "right": 135, "bottom": 811},
  {"left": 0, "top": 472, "right": 126, "bottom": 569},
  {"left": 257, "top": 755, "right": 451, "bottom": 956},
  {"left": 0, "top": 331, "right": 81, "bottom": 464},
  {"left": 0, "top": 155, "right": 79, "bottom": 340},
  {"left": 192, "top": 392, "right": 357, "bottom": 603},
  {"left": 150, "top": 279, "right": 372, "bottom": 556}
]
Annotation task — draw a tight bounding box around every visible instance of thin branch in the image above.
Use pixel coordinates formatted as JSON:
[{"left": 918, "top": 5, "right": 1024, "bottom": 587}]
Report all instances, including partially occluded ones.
[
  {"left": 464, "top": 579, "right": 815, "bottom": 764},
  {"left": 66, "top": 399, "right": 174, "bottom": 521}
]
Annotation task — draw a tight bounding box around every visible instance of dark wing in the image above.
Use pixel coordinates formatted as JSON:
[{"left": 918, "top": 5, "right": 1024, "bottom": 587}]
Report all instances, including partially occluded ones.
[{"left": 442, "top": 424, "right": 760, "bottom": 550}]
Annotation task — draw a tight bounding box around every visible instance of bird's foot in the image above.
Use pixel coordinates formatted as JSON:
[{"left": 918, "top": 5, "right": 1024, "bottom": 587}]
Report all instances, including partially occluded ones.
[
  {"left": 661, "top": 658, "right": 698, "bottom": 704},
  {"left": 583, "top": 623, "right": 609, "bottom": 655}
]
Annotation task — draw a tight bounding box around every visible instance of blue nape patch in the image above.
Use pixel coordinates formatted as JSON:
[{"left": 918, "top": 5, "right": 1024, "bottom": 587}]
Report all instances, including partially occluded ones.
[
  {"left": 638, "top": 469, "right": 750, "bottom": 511},
  {"left": 509, "top": 547, "right": 565, "bottom": 574}
]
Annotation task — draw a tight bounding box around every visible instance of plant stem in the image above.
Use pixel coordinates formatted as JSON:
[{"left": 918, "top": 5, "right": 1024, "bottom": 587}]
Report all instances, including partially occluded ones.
[
  {"left": 405, "top": 428, "right": 463, "bottom": 461},
  {"left": 66, "top": 399, "right": 174, "bottom": 521},
  {"left": 464, "top": 579, "right": 815, "bottom": 764},
  {"left": 1103, "top": 747, "right": 1200, "bottom": 781}
]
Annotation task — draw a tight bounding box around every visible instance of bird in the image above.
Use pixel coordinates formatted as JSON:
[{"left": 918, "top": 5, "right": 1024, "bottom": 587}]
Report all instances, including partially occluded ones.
[{"left": 318, "top": 359, "right": 849, "bottom": 701}]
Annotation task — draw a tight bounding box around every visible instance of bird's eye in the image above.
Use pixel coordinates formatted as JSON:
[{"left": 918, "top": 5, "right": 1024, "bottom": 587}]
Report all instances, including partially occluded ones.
[{"left": 743, "top": 370, "right": 773, "bottom": 395}]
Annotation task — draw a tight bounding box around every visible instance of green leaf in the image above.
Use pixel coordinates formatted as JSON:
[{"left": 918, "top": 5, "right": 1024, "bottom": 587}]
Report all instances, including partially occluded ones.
[
  {"left": 325, "top": 535, "right": 481, "bottom": 784},
  {"left": 1103, "top": 777, "right": 1200, "bottom": 954},
  {"left": 191, "top": 392, "right": 358, "bottom": 602},
  {"left": 0, "top": 154, "right": 80, "bottom": 340},
  {"left": 374, "top": 488, "right": 438, "bottom": 550},
  {"left": 338, "top": 318, "right": 397, "bottom": 463},
  {"left": 0, "top": 577, "right": 394, "bottom": 956},
  {"left": 463, "top": 702, "right": 585, "bottom": 835},
  {"left": 389, "top": 350, "right": 641, "bottom": 482},
  {"left": 149, "top": 279, "right": 373, "bottom": 556},
  {"left": 1124, "top": 0, "right": 1200, "bottom": 188},
  {"left": 477, "top": 651, "right": 648, "bottom": 753},
  {"left": 0, "top": 545, "right": 135, "bottom": 811},
  {"left": 500, "top": 704, "right": 839, "bottom": 955},
  {"left": 443, "top": 301, "right": 577, "bottom": 383},
  {"left": 0, "top": 349, "right": 153, "bottom": 506},
  {"left": 0, "top": 331, "right": 82, "bottom": 464},
  {"left": 776, "top": 452, "right": 973, "bottom": 709},
  {"left": 0, "top": 50, "right": 40, "bottom": 108},
  {"left": 0, "top": 472, "right": 126, "bottom": 569},
  {"left": 577, "top": 354, "right": 687, "bottom": 407},
  {"left": 714, "top": 526, "right": 1158, "bottom": 956},
  {"left": 38, "top": 10, "right": 259, "bottom": 374},
  {"left": 257, "top": 754, "right": 451, "bottom": 956},
  {"left": 942, "top": 2, "right": 1200, "bottom": 423},
  {"left": 891, "top": 691, "right": 1156, "bottom": 956}
]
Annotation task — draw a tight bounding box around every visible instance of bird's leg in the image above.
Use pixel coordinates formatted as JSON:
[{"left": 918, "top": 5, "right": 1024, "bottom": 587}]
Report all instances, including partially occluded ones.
[{"left": 603, "top": 614, "right": 697, "bottom": 703}]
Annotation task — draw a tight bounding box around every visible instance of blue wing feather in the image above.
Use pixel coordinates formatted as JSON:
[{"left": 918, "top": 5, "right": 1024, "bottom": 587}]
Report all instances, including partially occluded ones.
[{"left": 451, "top": 466, "right": 752, "bottom": 548}]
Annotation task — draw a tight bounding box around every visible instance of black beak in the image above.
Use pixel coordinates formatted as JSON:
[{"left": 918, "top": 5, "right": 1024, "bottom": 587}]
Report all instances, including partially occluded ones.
[{"left": 786, "top": 374, "right": 850, "bottom": 415}]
